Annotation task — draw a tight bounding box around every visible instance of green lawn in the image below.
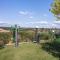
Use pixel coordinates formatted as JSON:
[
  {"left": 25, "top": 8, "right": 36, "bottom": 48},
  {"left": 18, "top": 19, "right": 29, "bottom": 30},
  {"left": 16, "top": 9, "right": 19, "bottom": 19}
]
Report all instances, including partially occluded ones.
[{"left": 0, "top": 43, "right": 59, "bottom": 60}]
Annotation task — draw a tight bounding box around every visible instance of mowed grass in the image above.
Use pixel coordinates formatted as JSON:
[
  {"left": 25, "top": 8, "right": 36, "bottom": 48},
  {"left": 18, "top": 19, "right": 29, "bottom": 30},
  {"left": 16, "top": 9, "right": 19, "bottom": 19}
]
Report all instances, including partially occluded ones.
[{"left": 0, "top": 43, "right": 59, "bottom": 60}]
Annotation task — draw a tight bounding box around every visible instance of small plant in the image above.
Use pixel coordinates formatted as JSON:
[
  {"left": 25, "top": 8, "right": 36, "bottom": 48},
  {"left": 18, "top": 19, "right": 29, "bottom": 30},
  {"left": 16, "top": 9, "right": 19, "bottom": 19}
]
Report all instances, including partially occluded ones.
[
  {"left": 0, "top": 40, "right": 4, "bottom": 48},
  {"left": 0, "top": 32, "right": 11, "bottom": 44}
]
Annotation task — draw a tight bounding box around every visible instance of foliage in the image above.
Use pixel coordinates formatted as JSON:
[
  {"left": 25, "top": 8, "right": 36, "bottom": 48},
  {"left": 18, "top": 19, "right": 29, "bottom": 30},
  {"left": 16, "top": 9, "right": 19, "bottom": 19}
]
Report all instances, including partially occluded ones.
[
  {"left": 40, "top": 32, "right": 51, "bottom": 40},
  {"left": 54, "top": 38, "right": 60, "bottom": 44},
  {"left": 20, "top": 30, "right": 55, "bottom": 42},
  {"left": 0, "top": 32, "right": 11, "bottom": 44},
  {"left": 42, "top": 42, "right": 60, "bottom": 58},
  {"left": 41, "top": 32, "right": 60, "bottom": 58},
  {"left": 0, "top": 40, "right": 4, "bottom": 48},
  {"left": 19, "top": 31, "right": 34, "bottom": 42},
  {"left": 48, "top": 30, "right": 56, "bottom": 41},
  {"left": 50, "top": 0, "right": 60, "bottom": 19}
]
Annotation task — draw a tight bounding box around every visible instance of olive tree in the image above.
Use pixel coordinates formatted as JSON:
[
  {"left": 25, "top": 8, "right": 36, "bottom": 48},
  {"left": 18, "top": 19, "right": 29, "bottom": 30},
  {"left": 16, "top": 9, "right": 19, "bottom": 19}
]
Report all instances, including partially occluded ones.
[{"left": 50, "top": 0, "right": 60, "bottom": 20}]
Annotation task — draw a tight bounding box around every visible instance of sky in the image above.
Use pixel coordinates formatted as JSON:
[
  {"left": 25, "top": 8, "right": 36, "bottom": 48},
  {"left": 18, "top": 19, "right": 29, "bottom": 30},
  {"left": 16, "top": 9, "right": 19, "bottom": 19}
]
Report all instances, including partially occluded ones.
[{"left": 0, "top": 0, "right": 60, "bottom": 28}]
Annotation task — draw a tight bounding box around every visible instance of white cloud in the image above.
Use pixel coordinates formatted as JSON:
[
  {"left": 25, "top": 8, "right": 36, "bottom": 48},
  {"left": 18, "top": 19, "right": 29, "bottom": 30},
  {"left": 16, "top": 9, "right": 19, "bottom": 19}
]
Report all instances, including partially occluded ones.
[
  {"left": 35, "top": 26, "right": 39, "bottom": 28},
  {"left": 43, "top": 14, "right": 48, "bottom": 17},
  {"left": 29, "top": 16, "right": 33, "bottom": 19},
  {"left": 0, "top": 21, "right": 5, "bottom": 23},
  {"left": 29, "top": 21, "right": 48, "bottom": 24},
  {"left": 19, "top": 11, "right": 28, "bottom": 15},
  {"left": 19, "top": 11, "right": 32, "bottom": 16},
  {"left": 52, "top": 24, "right": 57, "bottom": 27},
  {"left": 0, "top": 21, "right": 3, "bottom": 23},
  {"left": 40, "top": 21, "right": 48, "bottom": 24},
  {"left": 0, "top": 20, "right": 9, "bottom": 24},
  {"left": 54, "top": 21, "right": 60, "bottom": 24}
]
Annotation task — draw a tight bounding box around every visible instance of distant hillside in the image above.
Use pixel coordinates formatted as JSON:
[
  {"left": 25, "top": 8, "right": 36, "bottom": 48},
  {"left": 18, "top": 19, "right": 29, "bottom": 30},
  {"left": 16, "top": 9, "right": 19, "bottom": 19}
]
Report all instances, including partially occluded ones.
[{"left": 0, "top": 28, "right": 10, "bottom": 32}]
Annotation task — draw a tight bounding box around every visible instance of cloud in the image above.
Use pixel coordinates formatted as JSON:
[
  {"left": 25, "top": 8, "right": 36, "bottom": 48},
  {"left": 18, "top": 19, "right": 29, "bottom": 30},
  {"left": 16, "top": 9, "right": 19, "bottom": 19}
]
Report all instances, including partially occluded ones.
[
  {"left": 43, "top": 14, "right": 48, "bottom": 17},
  {"left": 0, "top": 21, "right": 6, "bottom": 23},
  {"left": 54, "top": 21, "right": 60, "bottom": 24},
  {"left": 52, "top": 24, "right": 57, "bottom": 27},
  {"left": 19, "top": 11, "right": 32, "bottom": 16},
  {"left": 29, "top": 16, "right": 33, "bottom": 19},
  {"left": 0, "top": 21, "right": 4, "bottom": 23},
  {"left": 19, "top": 11, "right": 28, "bottom": 15},
  {"left": 40, "top": 21, "right": 48, "bottom": 24},
  {"left": 29, "top": 21, "right": 48, "bottom": 24}
]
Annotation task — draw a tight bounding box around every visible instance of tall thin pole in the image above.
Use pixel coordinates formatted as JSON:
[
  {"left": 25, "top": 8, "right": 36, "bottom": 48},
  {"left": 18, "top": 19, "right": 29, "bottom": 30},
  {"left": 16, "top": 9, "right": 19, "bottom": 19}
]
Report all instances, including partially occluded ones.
[
  {"left": 35, "top": 28, "right": 38, "bottom": 41},
  {"left": 15, "top": 24, "right": 18, "bottom": 47}
]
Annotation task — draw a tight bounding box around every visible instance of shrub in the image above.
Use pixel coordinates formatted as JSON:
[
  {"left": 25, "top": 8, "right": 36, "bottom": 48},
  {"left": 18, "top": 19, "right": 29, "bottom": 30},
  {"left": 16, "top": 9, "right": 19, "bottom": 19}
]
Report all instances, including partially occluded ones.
[
  {"left": 0, "top": 40, "right": 4, "bottom": 48},
  {"left": 0, "top": 32, "right": 11, "bottom": 44},
  {"left": 19, "top": 31, "right": 35, "bottom": 42},
  {"left": 40, "top": 32, "right": 50, "bottom": 40}
]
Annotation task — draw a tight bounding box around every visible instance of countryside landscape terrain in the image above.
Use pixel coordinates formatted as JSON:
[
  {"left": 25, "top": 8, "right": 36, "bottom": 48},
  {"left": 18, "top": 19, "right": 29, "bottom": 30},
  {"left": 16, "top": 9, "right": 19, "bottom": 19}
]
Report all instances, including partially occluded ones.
[
  {"left": 0, "top": 26, "right": 60, "bottom": 60},
  {"left": 0, "top": 0, "right": 60, "bottom": 60}
]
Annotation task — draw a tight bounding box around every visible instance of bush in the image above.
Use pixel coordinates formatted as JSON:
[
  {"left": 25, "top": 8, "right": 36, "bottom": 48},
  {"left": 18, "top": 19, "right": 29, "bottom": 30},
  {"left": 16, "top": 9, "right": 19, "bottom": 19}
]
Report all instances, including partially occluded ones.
[
  {"left": 20, "top": 31, "right": 35, "bottom": 42},
  {"left": 0, "top": 32, "right": 11, "bottom": 44},
  {"left": 40, "top": 32, "right": 50, "bottom": 40},
  {"left": 54, "top": 38, "right": 60, "bottom": 44},
  {"left": 0, "top": 40, "right": 4, "bottom": 48}
]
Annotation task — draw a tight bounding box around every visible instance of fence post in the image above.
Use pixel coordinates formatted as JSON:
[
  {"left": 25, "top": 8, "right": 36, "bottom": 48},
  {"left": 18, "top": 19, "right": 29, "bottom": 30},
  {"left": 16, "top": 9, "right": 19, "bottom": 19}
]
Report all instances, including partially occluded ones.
[
  {"left": 34, "top": 26, "right": 39, "bottom": 43},
  {"left": 15, "top": 24, "right": 18, "bottom": 47}
]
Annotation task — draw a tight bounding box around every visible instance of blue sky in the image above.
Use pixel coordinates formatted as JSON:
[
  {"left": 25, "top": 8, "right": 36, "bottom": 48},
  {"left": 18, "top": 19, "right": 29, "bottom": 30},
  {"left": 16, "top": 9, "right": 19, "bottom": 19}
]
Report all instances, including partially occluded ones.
[{"left": 0, "top": 0, "right": 60, "bottom": 28}]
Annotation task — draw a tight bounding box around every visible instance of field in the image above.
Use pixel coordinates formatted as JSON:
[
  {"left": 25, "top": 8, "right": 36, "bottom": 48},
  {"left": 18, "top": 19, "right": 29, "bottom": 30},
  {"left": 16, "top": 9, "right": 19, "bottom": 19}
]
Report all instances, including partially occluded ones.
[{"left": 0, "top": 43, "right": 59, "bottom": 60}]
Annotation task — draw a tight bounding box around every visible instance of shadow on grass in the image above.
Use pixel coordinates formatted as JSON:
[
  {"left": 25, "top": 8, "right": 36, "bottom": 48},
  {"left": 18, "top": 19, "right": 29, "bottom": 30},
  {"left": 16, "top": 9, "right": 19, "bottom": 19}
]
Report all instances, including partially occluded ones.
[
  {"left": 0, "top": 46, "right": 5, "bottom": 49},
  {"left": 0, "top": 45, "right": 5, "bottom": 50},
  {"left": 41, "top": 41, "right": 60, "bottom": 58}
]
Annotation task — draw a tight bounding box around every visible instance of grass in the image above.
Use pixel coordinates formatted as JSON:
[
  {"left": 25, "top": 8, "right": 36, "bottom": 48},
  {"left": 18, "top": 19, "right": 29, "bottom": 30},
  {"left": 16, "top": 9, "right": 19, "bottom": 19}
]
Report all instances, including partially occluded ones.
[
  {"left": 0, "top": 42, "right": 59, "bottom": 60},
  {"left": 55, "top": 38, "right": 60, "bottom": 43}
]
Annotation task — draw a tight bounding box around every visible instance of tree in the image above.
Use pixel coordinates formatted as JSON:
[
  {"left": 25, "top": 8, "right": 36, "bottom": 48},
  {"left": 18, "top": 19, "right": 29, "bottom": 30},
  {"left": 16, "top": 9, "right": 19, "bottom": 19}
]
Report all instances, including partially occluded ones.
[{"left": 50, "top": 0, "right": 60, "bottom": 20}]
